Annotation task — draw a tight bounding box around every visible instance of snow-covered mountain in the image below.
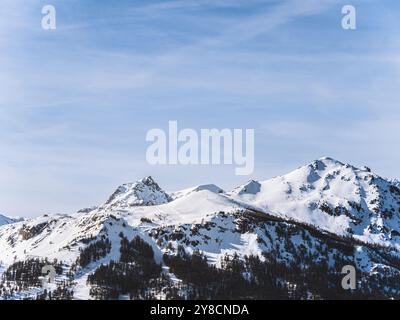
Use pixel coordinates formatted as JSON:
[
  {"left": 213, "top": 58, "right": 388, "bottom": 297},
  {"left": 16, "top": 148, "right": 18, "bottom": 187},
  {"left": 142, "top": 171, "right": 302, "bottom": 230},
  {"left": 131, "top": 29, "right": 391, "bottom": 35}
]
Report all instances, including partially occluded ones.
[
  {"left": 231, "top": 157, "right": 400, "bottom": 246},
  {"left": 1, "top": 157, "right": 400, "bottom": 300},
  {"left": 100, "top": 176, "right": 172, "bottom": 210}
]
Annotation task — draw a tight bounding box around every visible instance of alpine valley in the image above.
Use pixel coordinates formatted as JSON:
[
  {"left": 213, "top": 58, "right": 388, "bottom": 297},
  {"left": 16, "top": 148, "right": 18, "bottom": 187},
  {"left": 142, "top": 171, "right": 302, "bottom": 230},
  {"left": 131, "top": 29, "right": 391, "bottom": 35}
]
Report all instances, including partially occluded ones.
[{"left": 1, "top": 157, "right": 400, "bottom": 300}]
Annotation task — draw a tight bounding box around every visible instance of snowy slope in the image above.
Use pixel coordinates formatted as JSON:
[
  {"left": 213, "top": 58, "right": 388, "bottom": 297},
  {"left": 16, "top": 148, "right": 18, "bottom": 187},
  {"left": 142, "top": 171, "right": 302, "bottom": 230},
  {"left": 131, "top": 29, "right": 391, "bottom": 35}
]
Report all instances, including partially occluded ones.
[
  {"left": 113, "top": 187, "right": 239, "bottom": 227},
  {"left": 170, "top": 184, "right": 224, "bottom": 200}
]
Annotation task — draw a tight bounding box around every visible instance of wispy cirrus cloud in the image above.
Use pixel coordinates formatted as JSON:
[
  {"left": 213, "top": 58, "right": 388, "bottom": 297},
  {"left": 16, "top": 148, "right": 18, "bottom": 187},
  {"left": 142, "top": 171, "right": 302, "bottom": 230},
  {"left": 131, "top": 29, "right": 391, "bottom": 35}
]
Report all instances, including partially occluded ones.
[{"left": 1, "top": 0, "right": 400, "bottom": 217}]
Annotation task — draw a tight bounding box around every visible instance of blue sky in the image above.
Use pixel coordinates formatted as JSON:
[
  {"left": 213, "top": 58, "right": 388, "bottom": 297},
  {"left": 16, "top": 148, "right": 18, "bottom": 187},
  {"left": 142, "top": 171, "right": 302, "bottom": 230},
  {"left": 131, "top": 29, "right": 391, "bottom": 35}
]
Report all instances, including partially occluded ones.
[{"left": 0, "top": 0, "right": 399, "bottom": 217}]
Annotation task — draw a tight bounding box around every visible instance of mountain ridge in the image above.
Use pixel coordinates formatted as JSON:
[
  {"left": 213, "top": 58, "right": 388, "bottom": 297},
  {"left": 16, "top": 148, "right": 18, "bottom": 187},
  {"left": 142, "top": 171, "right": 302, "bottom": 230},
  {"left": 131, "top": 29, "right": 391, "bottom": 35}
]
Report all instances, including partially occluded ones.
[{"left": 1, "top": 157, "right": 400, "bottom": 300}]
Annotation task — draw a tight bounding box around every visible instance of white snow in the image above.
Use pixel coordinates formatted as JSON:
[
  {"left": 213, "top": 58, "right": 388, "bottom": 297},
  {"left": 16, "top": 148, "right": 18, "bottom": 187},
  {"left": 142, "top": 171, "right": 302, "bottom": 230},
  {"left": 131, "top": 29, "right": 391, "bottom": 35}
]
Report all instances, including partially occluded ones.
[
  {"left": 100, "top": 176, "right": 171, "bottom": 210},
  {"left": 230, "top": 157, "right": 400, "bottom": 245},
  {"left": 1, "top": 158, "right": 400, "bottom": 299}
]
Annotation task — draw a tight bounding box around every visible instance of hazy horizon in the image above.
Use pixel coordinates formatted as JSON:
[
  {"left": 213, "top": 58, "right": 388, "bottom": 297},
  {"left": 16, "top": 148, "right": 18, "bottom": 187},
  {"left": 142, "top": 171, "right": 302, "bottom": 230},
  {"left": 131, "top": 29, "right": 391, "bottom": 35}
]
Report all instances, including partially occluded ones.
[{"left": 1, "top": 155, "right": 398, "bottom": 219}]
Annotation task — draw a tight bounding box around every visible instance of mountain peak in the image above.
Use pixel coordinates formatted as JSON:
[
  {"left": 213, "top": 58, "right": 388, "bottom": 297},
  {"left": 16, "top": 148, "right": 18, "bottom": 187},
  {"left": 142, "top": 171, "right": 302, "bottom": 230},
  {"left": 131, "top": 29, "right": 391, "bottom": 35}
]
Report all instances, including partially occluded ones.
[
  {"left": 140, "top": 176, "right": 157, "bottom": 186},
  {"left": 318, "top": 156, "right": 339, "bottom": 162},
  {"left": 170, "top": 184, "right": 224, "bottom": 200},
  {"left": 310, "top": 157, "right": 345, "bottom": 170},
  {"left": 309, "top": 157, "right": 379, "bottom": 178},
  {"left": 101, "top": 176, "right": 172, "bottom": 209},
  {"left": 192, "top": 184, "right": 224, "bottom": 193},
  {"left": 231, "top": 179, "right": 261, "bottom": 195}
]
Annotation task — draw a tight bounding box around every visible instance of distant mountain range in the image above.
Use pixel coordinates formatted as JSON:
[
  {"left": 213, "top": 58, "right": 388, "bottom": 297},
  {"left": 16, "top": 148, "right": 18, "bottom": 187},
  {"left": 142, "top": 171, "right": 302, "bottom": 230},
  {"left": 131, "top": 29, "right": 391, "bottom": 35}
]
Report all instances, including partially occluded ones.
[
  {"left": 0, "top": 214, "right": 23, "bottom": 226},
  {"left": 1, "top": 157, "right": 400, "bottom": 300}
]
